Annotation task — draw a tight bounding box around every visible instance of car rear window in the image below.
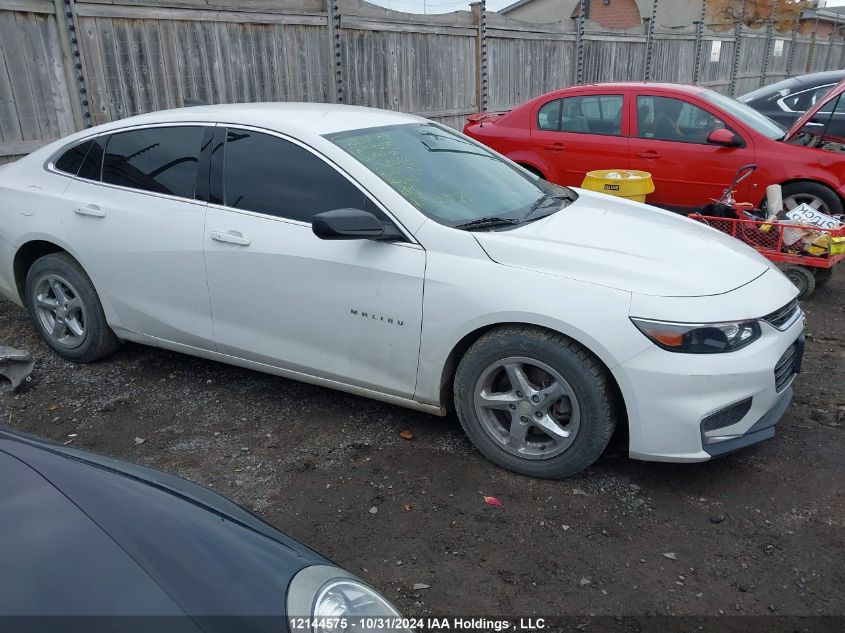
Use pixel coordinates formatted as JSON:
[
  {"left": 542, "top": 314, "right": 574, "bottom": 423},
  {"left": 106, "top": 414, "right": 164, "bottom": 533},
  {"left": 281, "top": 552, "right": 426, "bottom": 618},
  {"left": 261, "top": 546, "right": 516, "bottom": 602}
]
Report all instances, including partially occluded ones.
[{"left": 54, "top": 139, "right": 94, "bottom": 176}]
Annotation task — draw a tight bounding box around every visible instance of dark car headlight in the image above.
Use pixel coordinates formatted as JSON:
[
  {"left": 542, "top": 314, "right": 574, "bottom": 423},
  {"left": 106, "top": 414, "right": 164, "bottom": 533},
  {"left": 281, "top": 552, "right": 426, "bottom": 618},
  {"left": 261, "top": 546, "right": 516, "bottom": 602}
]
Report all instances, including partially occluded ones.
[
  {"left": 287, "top": 565, "right": 411, "bottom": 633},
  {"left": 630, "top": 317, "right": 761, "bottom": 353}
]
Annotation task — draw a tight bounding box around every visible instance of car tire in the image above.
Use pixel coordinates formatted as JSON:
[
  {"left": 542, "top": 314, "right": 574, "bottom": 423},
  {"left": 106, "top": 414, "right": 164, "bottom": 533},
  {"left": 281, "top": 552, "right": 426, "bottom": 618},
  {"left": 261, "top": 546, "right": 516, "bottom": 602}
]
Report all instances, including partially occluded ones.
[
  {"left": 454, "top": 326, "right": 617, "bottom": 479},
  {"left": 25, "top": 252, "right": 120, "bottom": 363},
  {"left": 813, "top": 267, "right": 833, "bottom": 287},
  {"left": 781, "top": 182, "right": 843, "bottom": 215},
  {"left": 780, "top": 264, "right": 816, "bottom": 300},
  {"left": 519, "top": 164, "right": 546, "bottom": 180}
]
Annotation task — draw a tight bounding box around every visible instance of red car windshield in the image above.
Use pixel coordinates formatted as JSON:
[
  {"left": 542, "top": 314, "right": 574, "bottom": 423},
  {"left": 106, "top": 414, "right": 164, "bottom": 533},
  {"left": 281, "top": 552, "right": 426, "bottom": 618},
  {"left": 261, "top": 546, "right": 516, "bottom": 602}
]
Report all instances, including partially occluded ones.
[{"left": 701, "top": 90, "right": 787, "bottom": 140}]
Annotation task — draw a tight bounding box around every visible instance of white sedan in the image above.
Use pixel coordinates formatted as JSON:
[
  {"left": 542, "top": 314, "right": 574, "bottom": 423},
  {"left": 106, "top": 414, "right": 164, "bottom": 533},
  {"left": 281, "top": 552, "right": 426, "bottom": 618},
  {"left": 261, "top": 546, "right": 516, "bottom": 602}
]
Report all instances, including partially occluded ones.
[{"left": 0, "top": 104, "right": 804, "bottom": 478}]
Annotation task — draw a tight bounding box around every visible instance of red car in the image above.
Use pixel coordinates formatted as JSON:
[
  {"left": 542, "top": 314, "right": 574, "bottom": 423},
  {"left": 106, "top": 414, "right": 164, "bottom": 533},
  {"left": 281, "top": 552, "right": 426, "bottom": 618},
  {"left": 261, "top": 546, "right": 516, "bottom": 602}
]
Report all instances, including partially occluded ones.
[{"left": 464, "top": 81, "right": 845, "bottom": 214}]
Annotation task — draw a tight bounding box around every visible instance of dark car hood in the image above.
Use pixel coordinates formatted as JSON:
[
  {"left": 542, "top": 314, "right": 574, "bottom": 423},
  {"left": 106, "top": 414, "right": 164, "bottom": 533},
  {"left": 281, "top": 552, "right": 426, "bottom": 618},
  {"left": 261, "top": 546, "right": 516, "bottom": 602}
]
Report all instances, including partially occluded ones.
[{"left": 0, "top": 428, "right": 329, "bottom": 625}]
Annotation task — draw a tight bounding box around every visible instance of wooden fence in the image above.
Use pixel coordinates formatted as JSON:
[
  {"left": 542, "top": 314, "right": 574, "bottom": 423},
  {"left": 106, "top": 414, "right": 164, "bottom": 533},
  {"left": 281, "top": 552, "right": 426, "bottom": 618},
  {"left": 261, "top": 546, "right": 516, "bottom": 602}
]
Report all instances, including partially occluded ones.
[{"left": 1, "top": 0, "right": 844, "bottom": 164}]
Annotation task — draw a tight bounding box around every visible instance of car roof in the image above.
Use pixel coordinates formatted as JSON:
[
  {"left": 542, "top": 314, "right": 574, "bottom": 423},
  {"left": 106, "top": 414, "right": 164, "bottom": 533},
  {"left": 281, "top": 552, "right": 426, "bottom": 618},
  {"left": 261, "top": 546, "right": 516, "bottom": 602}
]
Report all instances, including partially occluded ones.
[
  {"left": 791, "top": 70, "right": 845, "bottom": 87},
  {"left": 75, "top": 102, "right": 425, "bottom": 139},
  {"left": 739, "top": 70, "right": 845, "bottom": 101},
  {"left": 555, "top": 82, "right": 707, "bottom": 95}
]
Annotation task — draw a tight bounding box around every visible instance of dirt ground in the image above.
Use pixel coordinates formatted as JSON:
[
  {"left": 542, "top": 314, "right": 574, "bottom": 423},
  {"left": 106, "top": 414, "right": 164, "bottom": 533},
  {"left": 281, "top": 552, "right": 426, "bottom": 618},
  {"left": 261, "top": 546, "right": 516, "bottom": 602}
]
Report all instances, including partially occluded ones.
[{"left": 1, "top": 274, "right": 843, "bottom": 624}]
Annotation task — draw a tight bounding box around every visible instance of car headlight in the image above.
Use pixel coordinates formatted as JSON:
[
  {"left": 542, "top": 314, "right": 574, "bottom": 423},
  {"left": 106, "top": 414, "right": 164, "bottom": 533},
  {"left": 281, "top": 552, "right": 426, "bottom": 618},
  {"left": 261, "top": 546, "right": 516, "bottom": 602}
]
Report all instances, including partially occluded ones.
[
  {"left": 287, "top": 565, "right": 411, "bottom": 633},
  {"left": 630, "top": 317, "right": 761, "bottom": 353}
]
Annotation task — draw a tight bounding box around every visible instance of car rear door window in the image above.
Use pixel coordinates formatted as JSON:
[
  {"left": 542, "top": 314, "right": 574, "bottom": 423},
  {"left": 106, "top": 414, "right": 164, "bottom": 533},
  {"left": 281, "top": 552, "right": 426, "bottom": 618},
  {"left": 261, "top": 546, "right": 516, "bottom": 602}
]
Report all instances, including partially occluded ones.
[
  {"left": 559, "top": 95, "right": 623, "bottom": 135},
  {"left": 538, "top": 99, "right": 562, "bottom": 130},
  {"left": 102, "top": 126, "right": 205, "bottom": 198},
  {"left": 220, "top": 128, "right": 376, "bottom": 222},
  {"left": 637, "top": 96, "right": 726, "bottom": 144},
  {"left": 782, "top": 84, "right": 835, "bottom": 112}
]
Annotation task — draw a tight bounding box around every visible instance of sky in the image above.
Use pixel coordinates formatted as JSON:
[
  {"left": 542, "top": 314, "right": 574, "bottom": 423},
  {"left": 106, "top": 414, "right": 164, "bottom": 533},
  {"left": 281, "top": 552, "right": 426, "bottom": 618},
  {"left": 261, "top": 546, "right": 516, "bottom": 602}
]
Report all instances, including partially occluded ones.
[{"left": 367, "top": 0, "right": 845, "bottom": 15}]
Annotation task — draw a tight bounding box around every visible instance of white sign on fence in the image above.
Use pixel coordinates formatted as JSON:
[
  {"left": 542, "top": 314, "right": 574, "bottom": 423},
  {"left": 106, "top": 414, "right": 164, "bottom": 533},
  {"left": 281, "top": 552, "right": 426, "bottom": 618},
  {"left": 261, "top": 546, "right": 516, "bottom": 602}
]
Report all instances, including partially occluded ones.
[
  {"left": 773, "top": 39, "right": 785, "bottom": 57},
  {"left": 710, "top": 40, "right": 722, "bottom": 63}
]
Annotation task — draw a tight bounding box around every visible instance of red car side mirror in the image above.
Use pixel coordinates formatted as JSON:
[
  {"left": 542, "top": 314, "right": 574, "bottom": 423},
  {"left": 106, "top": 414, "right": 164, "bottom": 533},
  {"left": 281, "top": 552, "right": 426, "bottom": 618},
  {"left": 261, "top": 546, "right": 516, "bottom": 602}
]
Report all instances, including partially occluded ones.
[{"left": 707, "top": 128, "right": 741, "bottom": 147}]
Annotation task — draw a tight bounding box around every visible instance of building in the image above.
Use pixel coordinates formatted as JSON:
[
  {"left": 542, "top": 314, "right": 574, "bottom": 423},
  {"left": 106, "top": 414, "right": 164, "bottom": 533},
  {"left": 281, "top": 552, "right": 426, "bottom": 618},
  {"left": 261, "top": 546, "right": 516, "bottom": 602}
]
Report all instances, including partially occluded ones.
[
  {"left": 498, "top": 0, "right": 704, "bottom": 30},
  {"left": 799, "top": 5, "right": 845, "bottom": 38}
]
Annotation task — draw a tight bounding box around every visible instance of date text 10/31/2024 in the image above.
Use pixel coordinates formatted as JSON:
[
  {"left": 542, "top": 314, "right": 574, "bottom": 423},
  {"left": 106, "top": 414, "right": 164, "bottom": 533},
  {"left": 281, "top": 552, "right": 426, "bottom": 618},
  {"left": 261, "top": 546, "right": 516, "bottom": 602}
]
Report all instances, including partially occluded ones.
[{"left": 288, "top": 617, "right": 547, "bottom": 631}]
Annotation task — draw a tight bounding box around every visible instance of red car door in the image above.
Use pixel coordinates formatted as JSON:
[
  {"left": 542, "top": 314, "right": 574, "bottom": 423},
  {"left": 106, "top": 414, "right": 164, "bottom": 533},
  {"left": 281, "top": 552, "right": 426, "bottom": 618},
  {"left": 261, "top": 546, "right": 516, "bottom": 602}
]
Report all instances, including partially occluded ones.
[
  {"left": 530, "top": 91, "right": 630, "bottom": 186},
  {"left": 628, "top": 91, "right": 756, "bottom": 211}
]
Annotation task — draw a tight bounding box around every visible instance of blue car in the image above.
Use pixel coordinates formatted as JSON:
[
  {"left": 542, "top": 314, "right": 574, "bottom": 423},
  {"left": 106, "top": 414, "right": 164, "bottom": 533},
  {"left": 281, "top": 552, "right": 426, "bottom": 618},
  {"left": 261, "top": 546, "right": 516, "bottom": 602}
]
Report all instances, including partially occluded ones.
[{"left": 0, "top": 427, "right": 406, "bottom": 632}]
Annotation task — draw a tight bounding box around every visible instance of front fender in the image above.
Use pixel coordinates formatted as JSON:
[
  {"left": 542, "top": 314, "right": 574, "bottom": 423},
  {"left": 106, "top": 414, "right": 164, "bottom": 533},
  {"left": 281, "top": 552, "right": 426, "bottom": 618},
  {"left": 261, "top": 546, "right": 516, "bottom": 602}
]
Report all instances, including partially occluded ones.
[{"left": 413, "top": 251, "right": 648, "bottom": 407}]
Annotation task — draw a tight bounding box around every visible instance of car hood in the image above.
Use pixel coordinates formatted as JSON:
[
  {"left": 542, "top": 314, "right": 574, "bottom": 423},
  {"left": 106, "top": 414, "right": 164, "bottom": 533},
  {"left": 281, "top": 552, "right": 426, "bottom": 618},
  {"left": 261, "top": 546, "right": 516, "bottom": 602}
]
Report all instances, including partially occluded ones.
[{"left": 473, "top": 188, "right": 770, "bottom": 297}]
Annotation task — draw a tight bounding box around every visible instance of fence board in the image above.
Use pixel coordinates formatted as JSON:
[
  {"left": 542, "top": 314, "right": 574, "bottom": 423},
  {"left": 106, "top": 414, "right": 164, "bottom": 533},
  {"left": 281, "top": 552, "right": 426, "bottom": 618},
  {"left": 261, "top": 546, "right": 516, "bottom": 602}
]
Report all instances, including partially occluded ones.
[{"left": 3, "top": 0, "right": 845, "bottom": 163}]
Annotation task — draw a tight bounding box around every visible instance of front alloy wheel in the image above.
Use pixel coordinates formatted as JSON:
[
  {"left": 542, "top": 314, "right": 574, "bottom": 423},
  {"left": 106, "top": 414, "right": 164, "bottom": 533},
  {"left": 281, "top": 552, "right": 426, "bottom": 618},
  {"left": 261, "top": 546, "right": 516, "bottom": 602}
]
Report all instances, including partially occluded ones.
[
  {"left": 454, "top": 326, "right": 617, "bottom": 479},
  {"left": 474, "top": 357, "right": 581, "bottom": 460}
]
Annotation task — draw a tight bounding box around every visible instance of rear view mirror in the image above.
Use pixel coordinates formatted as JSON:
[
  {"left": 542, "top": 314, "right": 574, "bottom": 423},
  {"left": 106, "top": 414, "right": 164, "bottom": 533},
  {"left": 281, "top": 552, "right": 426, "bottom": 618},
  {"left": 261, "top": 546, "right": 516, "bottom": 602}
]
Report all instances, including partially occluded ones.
[
  {"left": 707, "top": 128, "right": 742, "bottom": 147},
  {"left": 312, "top": 208, "right": 402, "bottom": 241}
]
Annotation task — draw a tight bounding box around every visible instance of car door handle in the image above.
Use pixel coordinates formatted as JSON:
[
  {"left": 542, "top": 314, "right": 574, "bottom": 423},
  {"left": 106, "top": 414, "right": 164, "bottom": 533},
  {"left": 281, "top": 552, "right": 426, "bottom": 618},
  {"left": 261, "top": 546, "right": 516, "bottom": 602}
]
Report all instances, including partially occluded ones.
[
  {"left": 73, "top": 204, "right": 105, "bottom": 218},
  {"left": 544, "top": 143, "right": 566, "bottom": 151},
  {"left": 638, "top": 151, "right": 662, "bottom": 159},
  {"left": 805, "top": 121, "right": 825, "bottom": 128},
  {"left": 210, "top": 231, "right": 251, "bottom": 246}
]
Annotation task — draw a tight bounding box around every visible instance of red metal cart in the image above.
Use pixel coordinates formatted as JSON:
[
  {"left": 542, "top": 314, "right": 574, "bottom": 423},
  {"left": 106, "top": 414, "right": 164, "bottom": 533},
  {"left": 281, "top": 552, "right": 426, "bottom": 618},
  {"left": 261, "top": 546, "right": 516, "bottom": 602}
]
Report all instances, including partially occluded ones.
[{"left": 688, "top": 213, "right": 845, "bottom": 299}]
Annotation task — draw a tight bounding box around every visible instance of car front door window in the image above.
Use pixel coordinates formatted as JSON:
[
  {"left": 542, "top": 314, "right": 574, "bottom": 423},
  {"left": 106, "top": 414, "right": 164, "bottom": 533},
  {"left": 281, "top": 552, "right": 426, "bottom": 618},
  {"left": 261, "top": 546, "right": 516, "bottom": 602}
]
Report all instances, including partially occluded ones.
[
  {"left": 637, "top": 96, "right": 726, "bottom": 144},
  {"left": 220, "top": 128, "right": 383, "bottom": 221}
]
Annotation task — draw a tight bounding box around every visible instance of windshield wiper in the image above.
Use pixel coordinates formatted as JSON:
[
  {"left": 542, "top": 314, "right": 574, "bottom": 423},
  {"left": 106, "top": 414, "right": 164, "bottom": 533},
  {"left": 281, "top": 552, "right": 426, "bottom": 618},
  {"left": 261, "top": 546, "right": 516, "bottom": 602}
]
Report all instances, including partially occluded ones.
[
  {"left": 524, "top": 191, "right": 576, "bottom": 222},
  {"left": 454, "top": 217, "right": 521, "bottom": 231}
]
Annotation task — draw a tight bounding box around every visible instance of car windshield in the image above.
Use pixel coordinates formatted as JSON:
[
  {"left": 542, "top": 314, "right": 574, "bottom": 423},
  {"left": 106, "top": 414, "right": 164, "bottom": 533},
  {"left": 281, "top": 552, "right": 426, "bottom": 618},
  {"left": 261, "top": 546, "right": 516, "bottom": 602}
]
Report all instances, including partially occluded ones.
[
  {"left": 325, "top": 123, "right": 569, "bottom": 227},
  {"left": 700, "top": 90, "right": 787, "bottom": 140}
]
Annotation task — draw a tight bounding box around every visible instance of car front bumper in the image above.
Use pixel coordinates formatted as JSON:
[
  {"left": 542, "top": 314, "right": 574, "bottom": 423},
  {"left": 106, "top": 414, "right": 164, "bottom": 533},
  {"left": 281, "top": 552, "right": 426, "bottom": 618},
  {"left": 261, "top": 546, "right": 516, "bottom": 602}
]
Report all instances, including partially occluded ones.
[{"left": 612, "top": 314, "right": 805, "bottom": 463}]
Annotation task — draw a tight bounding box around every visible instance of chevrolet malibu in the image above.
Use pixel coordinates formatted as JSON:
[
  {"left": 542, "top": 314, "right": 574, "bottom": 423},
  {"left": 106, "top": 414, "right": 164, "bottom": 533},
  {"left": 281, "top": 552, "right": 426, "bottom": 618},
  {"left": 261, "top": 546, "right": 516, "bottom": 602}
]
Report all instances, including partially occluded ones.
[{"left": 0, "top": 104, "right": 804, "bottom": 478}]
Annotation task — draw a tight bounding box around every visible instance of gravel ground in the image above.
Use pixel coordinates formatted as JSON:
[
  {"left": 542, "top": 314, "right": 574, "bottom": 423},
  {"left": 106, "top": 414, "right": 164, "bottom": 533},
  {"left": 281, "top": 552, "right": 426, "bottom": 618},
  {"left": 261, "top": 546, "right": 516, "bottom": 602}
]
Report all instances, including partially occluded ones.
[{"left": 0, "top": 274, "right": 843, "bottom": 623}]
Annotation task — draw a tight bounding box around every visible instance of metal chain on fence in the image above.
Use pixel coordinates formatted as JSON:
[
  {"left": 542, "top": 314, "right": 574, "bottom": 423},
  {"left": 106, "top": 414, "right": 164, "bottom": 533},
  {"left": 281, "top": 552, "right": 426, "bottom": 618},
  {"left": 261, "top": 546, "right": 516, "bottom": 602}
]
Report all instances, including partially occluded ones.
[
  {"left": 574, "top": 0, "right": 586, "bottom": 85},
  {"left": 644, "top": 0, "right": 658, "bottom": 81},
  {"left": 328, "top": 0, "right": 344, "bottom": 104},
  {"left": 692, "top": 0, "right": 707, "bottom": 86},
  {"left": 56, "top": 0, "right": 92, "bottom": 128}
]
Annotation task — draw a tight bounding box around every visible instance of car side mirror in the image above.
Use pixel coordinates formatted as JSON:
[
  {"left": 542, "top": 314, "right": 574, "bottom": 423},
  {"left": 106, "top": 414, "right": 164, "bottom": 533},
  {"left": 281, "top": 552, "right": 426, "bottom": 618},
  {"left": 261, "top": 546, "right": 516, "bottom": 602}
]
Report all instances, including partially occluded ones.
[
  {"left": 312, "top": 208, "right": 402, "bottom": 241},
  {"left": 707, "top": 128, "right": 741, "bottom": 147}
]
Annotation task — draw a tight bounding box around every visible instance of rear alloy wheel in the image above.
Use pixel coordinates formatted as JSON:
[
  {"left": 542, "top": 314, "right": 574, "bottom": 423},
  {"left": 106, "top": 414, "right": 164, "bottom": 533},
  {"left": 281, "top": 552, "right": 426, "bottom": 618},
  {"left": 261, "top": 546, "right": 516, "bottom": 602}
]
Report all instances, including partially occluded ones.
[
  {"left": 454, "top": 326, "right": 617, "bottom": 478},
  {"left": 25, "top": 252, "right": 120, "bottom": 363},
  {"left": 780, "top": 264, "right": 816, "bottom": 300},
  {"left": 781, "top": 182, "right": 843, "bottom": 216}
]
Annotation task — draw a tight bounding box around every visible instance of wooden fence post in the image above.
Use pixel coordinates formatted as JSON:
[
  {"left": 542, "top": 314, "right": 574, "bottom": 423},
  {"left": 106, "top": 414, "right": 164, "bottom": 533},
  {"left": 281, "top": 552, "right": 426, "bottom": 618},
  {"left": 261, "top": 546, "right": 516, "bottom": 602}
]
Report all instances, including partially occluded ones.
[
  {"left": 728, "top": 0, "right": 745, "bottom": 96},
  {"left": 471, "top": 1, "right": 488, "bottom": 112},
  {"left": 786, "top": 22, "right": 798, "bottom": 76},
  {"left": 806, "top": 16, "right": 819, "bottom": 73},
  {"left": 327, "top": 0, "right": 344, "bottom": 103},
  {"left": 574, "top": 0, "right": 586, "bottom": 84},
  {"left": 840, "top": 21, "right": 845, "bottom": 69},
  {"left": 825, "top": 16, "right": 836, "bottom": 70},
  {"left": 761, "top": 0, "right": 775, "bottom": 88},
  {"left": 53, "top": 0, "right": 91, "bottom": 128}
]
